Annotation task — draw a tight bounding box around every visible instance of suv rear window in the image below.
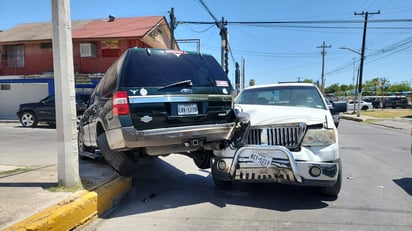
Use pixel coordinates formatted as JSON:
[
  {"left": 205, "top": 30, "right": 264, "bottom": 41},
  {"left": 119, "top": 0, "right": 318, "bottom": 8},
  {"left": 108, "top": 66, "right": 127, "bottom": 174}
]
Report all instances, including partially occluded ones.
[{"left": 120, "top": 50, "right": 230, "bottom": 88}]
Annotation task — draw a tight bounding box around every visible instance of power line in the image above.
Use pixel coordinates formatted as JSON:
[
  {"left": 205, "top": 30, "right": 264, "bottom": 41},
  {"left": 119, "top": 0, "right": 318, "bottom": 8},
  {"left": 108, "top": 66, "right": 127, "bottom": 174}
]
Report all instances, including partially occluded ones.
[{"left": 179, "top": 18, "right": 412, "bottom": 25}]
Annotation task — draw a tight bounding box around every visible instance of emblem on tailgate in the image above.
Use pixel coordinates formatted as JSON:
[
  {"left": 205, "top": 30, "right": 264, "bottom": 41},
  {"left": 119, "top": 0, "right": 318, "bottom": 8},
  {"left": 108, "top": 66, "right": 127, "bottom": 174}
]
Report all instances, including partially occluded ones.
[
  {"left": 180, "top": 88, "right": 193, "bottom": 94},
  {"left": 141, "top": 115, "right": 153, "bottom": 123}
]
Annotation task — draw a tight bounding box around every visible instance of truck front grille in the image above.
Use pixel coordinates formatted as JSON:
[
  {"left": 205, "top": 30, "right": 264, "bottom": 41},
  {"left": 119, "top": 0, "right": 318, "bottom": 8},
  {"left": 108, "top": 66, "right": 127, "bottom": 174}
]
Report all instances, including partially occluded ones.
[{"left": 246, "top": 123, "right": 306, "bottom": 150}]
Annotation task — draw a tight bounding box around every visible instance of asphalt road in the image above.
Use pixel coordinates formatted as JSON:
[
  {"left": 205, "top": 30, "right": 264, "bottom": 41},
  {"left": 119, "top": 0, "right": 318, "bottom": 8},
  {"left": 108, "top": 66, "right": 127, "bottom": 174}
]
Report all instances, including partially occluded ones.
[
  {"left": 83, "top": 120, "right": 412, "bottom": 231},
  {"left": 0, "top": 122, "right": 57, "bottom": 167}
]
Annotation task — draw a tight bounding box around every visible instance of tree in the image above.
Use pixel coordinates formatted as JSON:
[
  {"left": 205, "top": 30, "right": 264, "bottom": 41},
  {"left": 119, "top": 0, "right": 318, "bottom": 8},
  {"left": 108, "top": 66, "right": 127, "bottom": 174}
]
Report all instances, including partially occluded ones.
[
  {"left": 325, "top": 83, "right": 340, "bottom": 95},
  {"left": 249, "top": 79, "right": 255, "bottom": 87},
  {"left": 388, "top": 83, "right": 410, "bottom": 93}
]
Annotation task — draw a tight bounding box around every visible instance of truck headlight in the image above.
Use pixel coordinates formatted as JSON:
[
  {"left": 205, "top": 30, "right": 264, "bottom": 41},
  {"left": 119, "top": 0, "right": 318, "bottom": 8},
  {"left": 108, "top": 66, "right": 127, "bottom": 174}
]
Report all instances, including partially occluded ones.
[{"left": 302, "top": 129, "right": 336, "bottom": 146}]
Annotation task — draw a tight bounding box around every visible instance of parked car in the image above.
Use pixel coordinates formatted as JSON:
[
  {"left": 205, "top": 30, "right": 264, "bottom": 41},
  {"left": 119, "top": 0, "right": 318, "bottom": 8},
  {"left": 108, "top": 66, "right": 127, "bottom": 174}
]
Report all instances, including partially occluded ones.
[
  {"left": 210, "top": 83, "right": 346, "bottom": 196},
  {"left": 16, "top": 92, "right": 91, "bottom": 127},
  {"left": 78, "top": 48, "right": 236, "bottom": 176},
  {"left": 346, "top": 100, "right": 373, "bottom": 111},
  {"left": 383, "top": 97, "right": 410, "bottom": 109}
]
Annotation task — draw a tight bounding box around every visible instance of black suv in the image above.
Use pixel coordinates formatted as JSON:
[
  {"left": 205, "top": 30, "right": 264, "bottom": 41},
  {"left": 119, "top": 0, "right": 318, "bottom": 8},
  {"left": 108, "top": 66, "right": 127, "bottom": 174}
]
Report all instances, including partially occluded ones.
[
  {"left": 78, "top": 48, "right": 236, "bottom": 176},
  {"left": 383, "top": 97, "right": 409, "bottom": 109},
  {"left": 16, "top": 93, "right": 91, "bottom": 127}
]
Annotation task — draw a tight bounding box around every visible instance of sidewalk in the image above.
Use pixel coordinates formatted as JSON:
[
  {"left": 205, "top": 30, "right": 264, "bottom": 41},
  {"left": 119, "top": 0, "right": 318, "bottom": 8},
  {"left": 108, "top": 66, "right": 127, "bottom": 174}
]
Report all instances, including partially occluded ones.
[
  {"left": 340, "top": 112, "right": 412, "bottom": 131},
  {"left": 0, "top": 159, "right": 131, "bottom": 230}
]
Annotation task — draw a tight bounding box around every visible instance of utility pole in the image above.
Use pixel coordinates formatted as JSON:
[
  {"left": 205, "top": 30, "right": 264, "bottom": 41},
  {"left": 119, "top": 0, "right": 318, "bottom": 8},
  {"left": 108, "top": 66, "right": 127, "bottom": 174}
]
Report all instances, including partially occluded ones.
[
  {"left": 169, "top": 7, "right": 176, "bottom": 49},
  {"left": 241, "top": 57, "right": 245, "bottom": 89},
  {"left": 354, "top": 10, "right": 380, "bottom": 117},
  {"left": 198, "top": 0, "right": 229, "bottom": 74},
  {"left": 317, "top": 41, "right": 331, "bottom": 93},
  {"left": 235, "top": 62, "right": 240, "bottom": 94},
  {"left": 51, "top": 0, "right": 80, "bottom": 187},
  {"left": 219, "top": 18, "right": 229, "bottom": 74}
]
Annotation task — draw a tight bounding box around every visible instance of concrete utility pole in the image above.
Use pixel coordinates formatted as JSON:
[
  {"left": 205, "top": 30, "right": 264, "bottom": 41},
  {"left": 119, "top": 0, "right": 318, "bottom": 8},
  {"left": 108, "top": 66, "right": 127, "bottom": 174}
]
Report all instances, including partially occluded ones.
[
  {"left": 317, "top": 41, "right": 331, "bottom": 93},
  {"left": 354, "top": 10, "right": 380, "bottom": 117},
  {"left": 51, "top": 0, "right": 80, "bottom": 187}
]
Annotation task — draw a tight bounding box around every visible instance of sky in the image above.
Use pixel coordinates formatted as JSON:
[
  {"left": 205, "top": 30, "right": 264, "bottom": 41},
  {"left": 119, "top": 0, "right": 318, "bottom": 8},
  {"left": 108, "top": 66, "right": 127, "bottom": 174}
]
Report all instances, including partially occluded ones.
[{"left": 1, "top": 0, "right": 412, "bottom": 88}]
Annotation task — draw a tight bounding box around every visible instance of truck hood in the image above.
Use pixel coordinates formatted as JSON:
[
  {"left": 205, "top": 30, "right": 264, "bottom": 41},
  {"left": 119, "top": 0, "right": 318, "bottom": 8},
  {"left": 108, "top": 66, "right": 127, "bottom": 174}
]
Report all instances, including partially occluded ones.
[{"left": 235, "top": 104, "right": 332, "bottom": 127}]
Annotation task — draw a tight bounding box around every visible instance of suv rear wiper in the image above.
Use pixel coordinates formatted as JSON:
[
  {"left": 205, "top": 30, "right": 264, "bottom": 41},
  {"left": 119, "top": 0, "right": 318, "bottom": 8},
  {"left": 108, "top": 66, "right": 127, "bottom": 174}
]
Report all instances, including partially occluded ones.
[{"left": 159, "top": 80, "right": 193, "bottom": 90}]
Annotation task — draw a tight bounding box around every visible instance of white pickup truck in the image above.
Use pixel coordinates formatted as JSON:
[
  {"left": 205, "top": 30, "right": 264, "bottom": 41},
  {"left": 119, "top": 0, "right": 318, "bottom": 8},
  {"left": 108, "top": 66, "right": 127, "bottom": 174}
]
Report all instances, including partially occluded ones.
[{"left": 210, "top": 83, "right": 347, "bottom": 197}]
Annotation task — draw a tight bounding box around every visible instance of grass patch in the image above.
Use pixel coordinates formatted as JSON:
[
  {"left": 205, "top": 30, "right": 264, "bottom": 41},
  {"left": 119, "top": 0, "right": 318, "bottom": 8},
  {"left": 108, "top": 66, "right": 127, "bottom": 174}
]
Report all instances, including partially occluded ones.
[
  {"left": 48, "top": 183, "right": 84, "bottom": 192},
  {"left": 361, "top": 109, "right": 412, "bottom": 119},
  {"left": 47, "top": 179, "right": 95, "bottom": 192}
]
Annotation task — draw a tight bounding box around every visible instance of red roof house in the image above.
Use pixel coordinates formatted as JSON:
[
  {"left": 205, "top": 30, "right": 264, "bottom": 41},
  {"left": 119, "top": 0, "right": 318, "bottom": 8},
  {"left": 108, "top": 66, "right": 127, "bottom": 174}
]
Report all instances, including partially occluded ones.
[{"left": 0, "top": 16, "right": 175, "bottom": 76}]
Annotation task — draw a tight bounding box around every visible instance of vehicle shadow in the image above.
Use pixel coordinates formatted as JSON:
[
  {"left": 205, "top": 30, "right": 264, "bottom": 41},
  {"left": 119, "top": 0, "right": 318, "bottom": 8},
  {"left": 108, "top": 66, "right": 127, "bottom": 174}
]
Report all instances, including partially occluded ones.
[
  {"left": 14, "top": 124, "right": 56, "bottom": 129},
  {"left": 393, "top": 178, "right": 412, "bottom": 196},
  {"left": 104, "top": 156, "right": 333, "bottom": 220}
]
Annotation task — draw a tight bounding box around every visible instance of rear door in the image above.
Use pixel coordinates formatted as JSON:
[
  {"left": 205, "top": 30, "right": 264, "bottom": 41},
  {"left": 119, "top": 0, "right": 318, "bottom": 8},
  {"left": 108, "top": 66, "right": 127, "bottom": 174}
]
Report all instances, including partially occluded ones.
[{"left": 36, "top": 95, "right": 56, "bottom": 121}]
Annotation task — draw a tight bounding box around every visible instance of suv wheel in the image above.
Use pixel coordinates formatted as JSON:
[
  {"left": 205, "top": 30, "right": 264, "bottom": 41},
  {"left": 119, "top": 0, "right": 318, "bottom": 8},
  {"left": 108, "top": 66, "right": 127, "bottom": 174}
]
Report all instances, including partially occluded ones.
[
  {"left": 20, "top": 111, "right": 38, "bottom": 127},
  {"left": 97, "top": 133, "right": 138, "bottom": 177}
]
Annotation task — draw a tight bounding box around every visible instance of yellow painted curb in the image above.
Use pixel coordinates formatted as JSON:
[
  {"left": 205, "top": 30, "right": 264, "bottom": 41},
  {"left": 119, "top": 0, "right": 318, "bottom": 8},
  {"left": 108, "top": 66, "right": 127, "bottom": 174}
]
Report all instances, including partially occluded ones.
[{"left": 3, "top": 176, "right": 131, "bottom": 231}]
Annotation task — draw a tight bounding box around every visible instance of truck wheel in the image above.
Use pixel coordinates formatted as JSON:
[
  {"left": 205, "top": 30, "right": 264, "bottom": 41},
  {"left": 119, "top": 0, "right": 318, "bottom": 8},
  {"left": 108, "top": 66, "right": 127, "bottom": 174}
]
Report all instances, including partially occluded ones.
[
  {"left": 97, "top": 133, "right": 137, "bottom": 177},
  {"left": 20, "top": 111, "right": 38, "bottom": 127},
  {"left": 192, "top": 149, "right": 212, "bottom": 169},
  {"left": 318, "top": 163, "right": 342, "bottom": 197},
  {"left": 211, "top": 157, "right": 232, "bottom": 187}
]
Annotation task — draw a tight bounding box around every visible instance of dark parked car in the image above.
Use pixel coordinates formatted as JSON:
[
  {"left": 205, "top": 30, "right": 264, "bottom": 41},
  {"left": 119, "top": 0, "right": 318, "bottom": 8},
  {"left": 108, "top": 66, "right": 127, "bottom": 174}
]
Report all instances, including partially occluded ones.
[
  {"left": 383, "top": 97, "right": 409, "bottom": 109},
  {"left": 325, "top": 98, "right": 347, "bottom": 128},
  {"left": 78, "top": 48, "right": 236, "bottom": 176},
  {"left": 16, "top": 93, "right": 91, "bottom": 127}
]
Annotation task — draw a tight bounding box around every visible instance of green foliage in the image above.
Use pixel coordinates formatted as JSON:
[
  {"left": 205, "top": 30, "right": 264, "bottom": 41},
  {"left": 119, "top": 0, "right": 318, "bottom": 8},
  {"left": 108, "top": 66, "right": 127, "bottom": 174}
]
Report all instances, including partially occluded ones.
[
  {"left": 249, "top": 79, "right": 255, "bottom": 86},
  {"left": 326, "top": 78, "right": 411, "bottom": 96}
]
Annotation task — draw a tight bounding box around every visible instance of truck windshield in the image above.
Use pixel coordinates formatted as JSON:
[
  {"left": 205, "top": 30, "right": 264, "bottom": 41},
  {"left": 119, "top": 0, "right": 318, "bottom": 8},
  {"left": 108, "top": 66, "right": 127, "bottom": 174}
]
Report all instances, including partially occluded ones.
[{"left": 236, "top": 85, "right": 326, "bottom": 109}]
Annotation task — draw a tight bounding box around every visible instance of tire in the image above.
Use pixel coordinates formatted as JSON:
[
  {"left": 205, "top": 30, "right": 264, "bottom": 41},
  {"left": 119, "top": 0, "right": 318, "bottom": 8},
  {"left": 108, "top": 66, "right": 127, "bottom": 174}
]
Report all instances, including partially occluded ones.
[
  {"left": 97, "top": 133, "right": 138, "bottom": 177},
  {"left": 318, "top": 162, "right": 342, "bottom": 197},
  {"left": 20, "top": 111, "right": 38, "bottom": 127},
  {"left": 192, "top": 149, "right": 212, "bottom": 169},
  {"left": 361, "top": 106, "right": 368, "bottom": 110}
]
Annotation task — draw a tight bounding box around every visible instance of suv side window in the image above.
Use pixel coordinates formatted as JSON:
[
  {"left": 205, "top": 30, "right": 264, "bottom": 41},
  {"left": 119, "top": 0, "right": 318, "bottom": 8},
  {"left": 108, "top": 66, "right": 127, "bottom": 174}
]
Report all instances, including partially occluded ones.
[
  {"left": 43, "top": 95, "right": 55, "bottom": 105},
  {"left": 101, "top": 63, "right": 118, "bottom": 97}
]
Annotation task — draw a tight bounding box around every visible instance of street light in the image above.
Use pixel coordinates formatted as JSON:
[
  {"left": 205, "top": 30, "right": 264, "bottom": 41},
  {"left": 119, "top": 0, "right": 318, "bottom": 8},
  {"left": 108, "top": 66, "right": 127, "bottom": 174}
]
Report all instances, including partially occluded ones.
[{"left": 339, "top": 47, "right": 363, "bottom": 117}]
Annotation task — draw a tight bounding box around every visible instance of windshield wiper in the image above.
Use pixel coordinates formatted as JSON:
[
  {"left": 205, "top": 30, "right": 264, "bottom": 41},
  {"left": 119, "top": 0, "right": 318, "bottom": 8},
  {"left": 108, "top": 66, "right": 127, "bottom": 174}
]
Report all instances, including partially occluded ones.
[{"left": 159, "top": 80, "right": 193, "bottom": 90}]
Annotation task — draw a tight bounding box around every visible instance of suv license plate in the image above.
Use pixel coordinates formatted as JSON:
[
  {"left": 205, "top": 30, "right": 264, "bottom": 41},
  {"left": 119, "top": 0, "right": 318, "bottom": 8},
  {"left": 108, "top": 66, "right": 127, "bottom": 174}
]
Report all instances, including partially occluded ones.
[
  {"left": 177, "top": 103, "right": 199, "bottom": 115},
  {"left": 250, "top": 152, "right": 272, "bottom": 168}
]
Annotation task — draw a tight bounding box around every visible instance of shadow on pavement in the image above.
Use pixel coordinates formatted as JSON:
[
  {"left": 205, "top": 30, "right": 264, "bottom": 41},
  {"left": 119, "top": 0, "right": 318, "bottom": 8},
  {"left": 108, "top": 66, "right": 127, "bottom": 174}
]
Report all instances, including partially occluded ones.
[{"left": 104, "top": 156, "right": 333, "bottom": 220}]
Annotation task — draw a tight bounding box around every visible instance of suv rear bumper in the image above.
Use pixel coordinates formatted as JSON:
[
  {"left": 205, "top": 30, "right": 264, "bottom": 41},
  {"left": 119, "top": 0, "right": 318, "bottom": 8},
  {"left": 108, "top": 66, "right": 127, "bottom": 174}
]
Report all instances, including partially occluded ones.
[{"left": 105, "top": 123, "right": 234, "bottom": 151}]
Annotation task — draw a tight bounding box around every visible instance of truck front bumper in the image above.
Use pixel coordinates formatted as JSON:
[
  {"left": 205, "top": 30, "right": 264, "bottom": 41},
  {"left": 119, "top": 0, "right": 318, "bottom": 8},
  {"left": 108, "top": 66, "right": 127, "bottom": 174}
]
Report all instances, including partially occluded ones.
[{"left": 212, "top": 145, "right": 340, "bottom": 186}]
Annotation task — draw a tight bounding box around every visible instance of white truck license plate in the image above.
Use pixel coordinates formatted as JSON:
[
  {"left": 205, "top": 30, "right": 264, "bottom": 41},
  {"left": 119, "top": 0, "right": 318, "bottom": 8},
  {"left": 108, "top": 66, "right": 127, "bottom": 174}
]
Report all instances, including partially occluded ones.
[
  {"left": 177, "top": 103, "right": 198, "bottom": 115},
  {"left": 250, "top": 152, "right": 272, "bottom": 168}
]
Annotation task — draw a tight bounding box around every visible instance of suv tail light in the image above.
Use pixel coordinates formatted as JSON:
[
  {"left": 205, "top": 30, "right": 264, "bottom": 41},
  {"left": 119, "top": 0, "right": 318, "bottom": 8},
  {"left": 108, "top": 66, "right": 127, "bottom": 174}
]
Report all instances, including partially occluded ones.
[{"left": 113, "top": 91, "right": 130, "bottom": 116}]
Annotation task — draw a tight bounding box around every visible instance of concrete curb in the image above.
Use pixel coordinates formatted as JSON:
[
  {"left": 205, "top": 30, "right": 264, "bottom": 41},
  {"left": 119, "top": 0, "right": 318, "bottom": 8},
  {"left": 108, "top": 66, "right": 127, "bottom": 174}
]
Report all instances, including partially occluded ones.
[
  {"left": 3, "top": 175, "right": 131, "bottom": 231},
  {"left": 340, "top": 115, "right": 364, "bottom": 122}
]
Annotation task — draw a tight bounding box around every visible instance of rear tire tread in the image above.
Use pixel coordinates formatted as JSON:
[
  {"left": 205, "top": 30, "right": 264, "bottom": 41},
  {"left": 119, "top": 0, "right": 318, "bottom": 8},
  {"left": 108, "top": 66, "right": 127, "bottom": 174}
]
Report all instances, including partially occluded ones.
[{"left": 97, "top": 133, "right": 137, "bottom": 177}]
